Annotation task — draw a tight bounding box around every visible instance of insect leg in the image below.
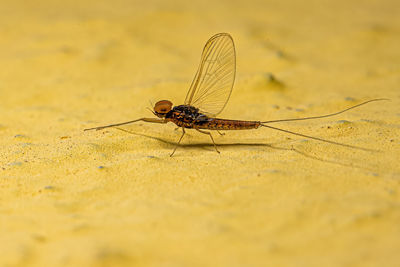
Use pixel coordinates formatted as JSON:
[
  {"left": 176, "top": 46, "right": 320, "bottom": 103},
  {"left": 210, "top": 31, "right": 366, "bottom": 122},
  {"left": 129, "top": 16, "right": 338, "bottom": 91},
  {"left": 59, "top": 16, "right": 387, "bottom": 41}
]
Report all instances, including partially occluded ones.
[
  {"left": 216, "top": 130, "right": 225, "bottom": 136},
  {"left": 84, "top": 118, "right": 166, "bottom": 131},
  {"left": 195, "top": 128, "right": 220, "bottom": 154},
  {"left": 170, "top": 128, "right": 186, "bottom": 157}
]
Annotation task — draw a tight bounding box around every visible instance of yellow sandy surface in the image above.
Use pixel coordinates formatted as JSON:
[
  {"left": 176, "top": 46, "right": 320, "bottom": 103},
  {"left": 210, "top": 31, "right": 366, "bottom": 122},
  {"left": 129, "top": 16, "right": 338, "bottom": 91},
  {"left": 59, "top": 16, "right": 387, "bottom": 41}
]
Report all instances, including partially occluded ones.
[{"left": 1, "top": 0, "right": 400, "bottom": 266}]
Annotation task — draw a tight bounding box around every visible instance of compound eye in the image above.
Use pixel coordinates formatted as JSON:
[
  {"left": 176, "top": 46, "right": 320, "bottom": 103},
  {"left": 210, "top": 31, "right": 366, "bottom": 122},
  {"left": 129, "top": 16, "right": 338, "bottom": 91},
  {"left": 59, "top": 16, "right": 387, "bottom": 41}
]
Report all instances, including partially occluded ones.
[{"left": 154, "top": 100, "right": 172, "bottom": 114}]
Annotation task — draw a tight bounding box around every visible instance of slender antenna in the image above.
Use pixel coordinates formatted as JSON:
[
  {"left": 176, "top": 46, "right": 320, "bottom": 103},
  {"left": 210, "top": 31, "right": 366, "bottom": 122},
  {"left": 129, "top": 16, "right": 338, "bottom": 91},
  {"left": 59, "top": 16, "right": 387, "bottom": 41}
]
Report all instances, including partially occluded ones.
[
  {"left": 146, "top": 107, "right": 156, "bottom": 116},
  {"left": 262, "top": 98, "right": 388, "bottom": 124},
  {"left": 260, "top": 123, "right": 376, "bottom": 152},
  {"left": 147, "top": 100, "right": 156, "bottom": 115}
]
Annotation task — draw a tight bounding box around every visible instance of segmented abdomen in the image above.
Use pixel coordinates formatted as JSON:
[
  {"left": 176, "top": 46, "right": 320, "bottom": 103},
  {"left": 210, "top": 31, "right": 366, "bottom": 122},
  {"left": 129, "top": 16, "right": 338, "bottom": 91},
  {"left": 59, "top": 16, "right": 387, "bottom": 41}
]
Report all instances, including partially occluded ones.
[{"left": 198, "top": 118, "right": 260, "bottom": 130}]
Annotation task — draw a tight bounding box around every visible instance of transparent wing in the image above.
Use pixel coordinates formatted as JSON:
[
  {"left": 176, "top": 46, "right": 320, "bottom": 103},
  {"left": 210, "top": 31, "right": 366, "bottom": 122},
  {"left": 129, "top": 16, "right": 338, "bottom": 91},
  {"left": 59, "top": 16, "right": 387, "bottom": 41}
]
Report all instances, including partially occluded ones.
[{"left": 184, "top": 33, "right": 236, "bottom": 117}]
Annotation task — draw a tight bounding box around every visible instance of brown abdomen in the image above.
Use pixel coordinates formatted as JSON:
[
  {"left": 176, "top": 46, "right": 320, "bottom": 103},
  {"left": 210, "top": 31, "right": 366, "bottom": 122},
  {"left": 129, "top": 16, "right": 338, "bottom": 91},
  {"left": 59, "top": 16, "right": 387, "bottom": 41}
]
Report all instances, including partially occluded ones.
[{"left": 198, "top": 118, "right": 260, "bottom": 130}]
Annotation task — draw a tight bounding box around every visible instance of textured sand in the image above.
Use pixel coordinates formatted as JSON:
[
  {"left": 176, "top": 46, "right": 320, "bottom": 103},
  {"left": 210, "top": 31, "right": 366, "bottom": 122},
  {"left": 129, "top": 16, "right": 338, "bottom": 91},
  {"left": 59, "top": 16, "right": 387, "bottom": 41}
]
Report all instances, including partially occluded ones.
[{"left": 1, "top": 0, "right": 400, "bottom": 266}]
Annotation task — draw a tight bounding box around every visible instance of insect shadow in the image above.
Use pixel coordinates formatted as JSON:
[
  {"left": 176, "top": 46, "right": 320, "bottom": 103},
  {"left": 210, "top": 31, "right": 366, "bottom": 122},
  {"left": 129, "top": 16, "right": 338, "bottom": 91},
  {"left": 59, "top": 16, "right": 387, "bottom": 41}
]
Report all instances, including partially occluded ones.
[
  {"left": 113, "top": 127, "right": 377, "bottom": 171},
  {"left": 114, "top": 127, "right": 279, "bottom": 152}
]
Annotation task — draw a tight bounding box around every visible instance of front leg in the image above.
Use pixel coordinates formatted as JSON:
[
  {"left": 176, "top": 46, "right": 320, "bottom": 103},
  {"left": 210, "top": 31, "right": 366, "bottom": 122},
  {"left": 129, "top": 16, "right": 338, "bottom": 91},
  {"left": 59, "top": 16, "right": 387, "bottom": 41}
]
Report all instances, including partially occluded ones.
[
  {"left": 84, "top": 118, "right": 166, "bottom": 131},
  {"left": 170, "top": 128, "right": 186, "bottom": 157}
]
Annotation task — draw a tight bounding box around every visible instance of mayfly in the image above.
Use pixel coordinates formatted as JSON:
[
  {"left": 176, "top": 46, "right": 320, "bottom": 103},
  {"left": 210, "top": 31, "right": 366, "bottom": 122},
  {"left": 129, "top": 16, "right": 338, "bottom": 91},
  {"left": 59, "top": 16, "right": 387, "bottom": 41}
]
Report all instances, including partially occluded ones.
[{"left": 85, "top": 33, "right": 385, "bottom": 156}]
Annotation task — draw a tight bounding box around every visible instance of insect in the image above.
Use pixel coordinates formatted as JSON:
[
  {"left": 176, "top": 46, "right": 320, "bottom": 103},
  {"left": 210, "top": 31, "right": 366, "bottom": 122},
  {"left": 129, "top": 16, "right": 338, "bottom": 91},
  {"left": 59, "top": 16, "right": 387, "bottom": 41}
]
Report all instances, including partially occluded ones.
[{"left": 85, "top": 33, "right": 385, "bottom": 156}]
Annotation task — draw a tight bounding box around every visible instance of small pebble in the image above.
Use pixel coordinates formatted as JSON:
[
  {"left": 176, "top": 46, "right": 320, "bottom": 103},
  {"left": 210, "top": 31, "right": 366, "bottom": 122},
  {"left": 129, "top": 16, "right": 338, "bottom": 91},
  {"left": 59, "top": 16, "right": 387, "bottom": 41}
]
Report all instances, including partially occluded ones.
[
  {"left": 272, "top": 105, "right": 280, "bottom": 109},
  {"left": 276, "top": 50, "right": 285, "bottom": 58},
  {"left": 265, "top": 72, "right": 277, "bottom": 82},
  {"left": 264, "top": 73, "right": 285, "bottom": 88}
]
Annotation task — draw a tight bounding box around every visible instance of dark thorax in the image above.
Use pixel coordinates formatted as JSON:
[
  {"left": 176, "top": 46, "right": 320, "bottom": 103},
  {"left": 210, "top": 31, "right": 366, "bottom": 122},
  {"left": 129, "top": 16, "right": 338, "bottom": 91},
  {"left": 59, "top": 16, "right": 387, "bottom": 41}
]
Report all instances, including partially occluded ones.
[{"left": 166, "top": 105, "right": 210, "bottom": 128}]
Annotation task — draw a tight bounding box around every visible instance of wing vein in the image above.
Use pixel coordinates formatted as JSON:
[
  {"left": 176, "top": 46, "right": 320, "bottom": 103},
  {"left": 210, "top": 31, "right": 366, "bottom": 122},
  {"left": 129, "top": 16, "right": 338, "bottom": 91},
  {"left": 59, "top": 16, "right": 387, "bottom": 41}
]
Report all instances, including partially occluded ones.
[{"left": 183, "top": 33, "right": 236, "bottom": 116}]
